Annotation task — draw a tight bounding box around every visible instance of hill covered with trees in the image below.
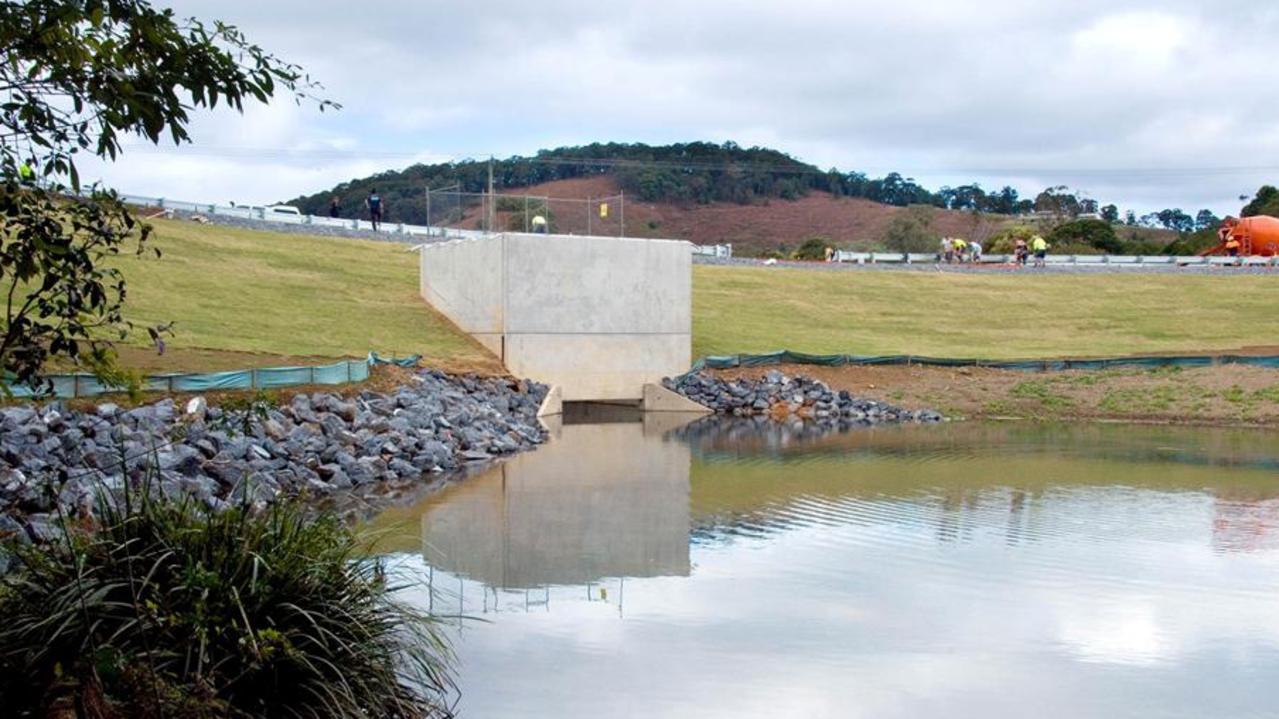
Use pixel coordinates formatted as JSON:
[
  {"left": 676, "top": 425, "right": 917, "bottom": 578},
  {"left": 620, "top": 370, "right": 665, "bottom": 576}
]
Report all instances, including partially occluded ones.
[
  {"left": 289, "top": 141, "right": 1041, "bottom": 223},
  {"left": 288, "top": 141, "right": 1238, "bottom": 253}
]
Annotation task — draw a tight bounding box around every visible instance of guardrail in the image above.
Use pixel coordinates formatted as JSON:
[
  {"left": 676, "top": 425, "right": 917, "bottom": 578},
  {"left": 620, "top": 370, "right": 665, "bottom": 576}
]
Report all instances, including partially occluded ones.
[
  {"left": 692, "top": 243, "right": 733, "bottom": 258},
  {"left": 122, "top": 193, "right": 729, "bottom": 258},
  {"left": 830, "top": 250, "right": 1279, "bottom": 267},
  {"left": 121, "top": 193, "right": 493, "bottom": 241}
]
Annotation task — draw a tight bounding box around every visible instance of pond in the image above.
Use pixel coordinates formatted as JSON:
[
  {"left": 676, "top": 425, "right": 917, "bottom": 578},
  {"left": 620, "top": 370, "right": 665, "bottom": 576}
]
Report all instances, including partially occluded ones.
[{"left": 368, "top": 415, "right": 1279, "bottom": 718}]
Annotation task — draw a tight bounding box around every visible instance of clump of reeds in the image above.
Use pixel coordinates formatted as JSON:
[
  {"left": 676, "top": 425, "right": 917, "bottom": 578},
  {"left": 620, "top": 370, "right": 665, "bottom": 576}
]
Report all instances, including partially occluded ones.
[{"left": 0, "top": 472, "right": 453, "bottom": 718}]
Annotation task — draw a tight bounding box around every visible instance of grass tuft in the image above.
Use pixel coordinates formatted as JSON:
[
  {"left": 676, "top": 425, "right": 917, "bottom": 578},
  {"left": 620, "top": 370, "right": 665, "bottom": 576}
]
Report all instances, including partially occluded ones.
[{"left": 0, "top": 471, "right": 453, "bottom": 718}]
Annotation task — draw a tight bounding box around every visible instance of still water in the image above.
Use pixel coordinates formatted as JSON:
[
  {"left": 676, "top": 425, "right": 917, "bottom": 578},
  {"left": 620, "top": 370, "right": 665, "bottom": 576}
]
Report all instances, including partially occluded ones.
[{"left": 369, "top": 416, "right": 1279, "bottom": 718}]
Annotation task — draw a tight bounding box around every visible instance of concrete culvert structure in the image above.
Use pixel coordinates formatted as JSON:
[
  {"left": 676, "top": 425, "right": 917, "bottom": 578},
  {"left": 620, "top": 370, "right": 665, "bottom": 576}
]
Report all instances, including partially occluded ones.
[{"left": 418, "top": 233, "right": 696, "bottom": 404}]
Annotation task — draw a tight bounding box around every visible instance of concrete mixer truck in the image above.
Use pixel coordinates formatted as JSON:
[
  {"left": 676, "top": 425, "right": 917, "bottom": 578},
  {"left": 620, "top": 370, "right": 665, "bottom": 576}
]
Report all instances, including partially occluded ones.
[{"left": 1199, "top": 215, "right": 1279, "bottom": 257}]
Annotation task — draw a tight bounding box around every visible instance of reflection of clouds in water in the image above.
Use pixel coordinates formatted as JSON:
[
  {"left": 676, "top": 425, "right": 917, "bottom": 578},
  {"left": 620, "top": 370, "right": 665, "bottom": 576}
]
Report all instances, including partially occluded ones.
[
  {"left": 1058, "top": 602, "right": 1170, "bottom": 666},
  {"left": 403, "top": 507, "right": 1279, "bottom": 718},
  {"left": 379, "top": 421, "right": 1279, "bottom": 718}
]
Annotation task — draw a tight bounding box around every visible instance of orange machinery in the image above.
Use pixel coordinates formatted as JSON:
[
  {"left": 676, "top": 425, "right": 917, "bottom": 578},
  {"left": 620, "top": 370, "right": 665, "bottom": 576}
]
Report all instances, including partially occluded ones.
[{"left": 1199, "top": 215, "right": 1279, "bottom": 256}]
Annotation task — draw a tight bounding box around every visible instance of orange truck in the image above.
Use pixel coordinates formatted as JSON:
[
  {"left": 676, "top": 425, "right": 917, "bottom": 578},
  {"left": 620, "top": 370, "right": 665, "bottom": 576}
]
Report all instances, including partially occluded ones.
[{"left": 1199, "top": 215, "right": 1279, "bottom": 257}]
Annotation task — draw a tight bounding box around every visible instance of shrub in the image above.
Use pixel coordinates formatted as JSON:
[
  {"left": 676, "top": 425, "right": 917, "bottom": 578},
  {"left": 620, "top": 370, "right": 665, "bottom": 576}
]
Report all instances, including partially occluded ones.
[
  {"left": 985, "top": 225, "right": 1037, "bottom": 254},
  {"left": 882, "top": 205, "right": 936, "bottom": 253},
  {"left": 1121, "top": 238, "right": 1164, "bottom": 256},
  {"left": 1049, "top": 219, "right": 1122, "bottom": 254},
  {"left": 792, "top": 236, "right": 832, "bottom": 260},
  {"left": 0, "top": 479, "right": 453, "bottom": 718},
  {"left": 1163, "top": 228, "right": 1220, "bottom": 256}
]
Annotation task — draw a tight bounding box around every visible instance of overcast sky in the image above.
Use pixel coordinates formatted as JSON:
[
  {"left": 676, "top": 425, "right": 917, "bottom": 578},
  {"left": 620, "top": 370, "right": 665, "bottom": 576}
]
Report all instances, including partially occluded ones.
[{"left": 84, "top": 0, "right": 1279, "bottom": 215}]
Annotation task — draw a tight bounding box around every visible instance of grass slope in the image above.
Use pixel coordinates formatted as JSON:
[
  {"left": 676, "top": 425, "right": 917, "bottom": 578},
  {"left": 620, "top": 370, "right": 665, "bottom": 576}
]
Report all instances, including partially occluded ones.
[
  {"left": 693, "top": 265, "right": 1279, "bottom": 359},
  {"left": 111, "top": 219, "right": 497, "bottom": 372},
  {"left": 106, "top": 221, "right": 1279, "bottom": 374}
]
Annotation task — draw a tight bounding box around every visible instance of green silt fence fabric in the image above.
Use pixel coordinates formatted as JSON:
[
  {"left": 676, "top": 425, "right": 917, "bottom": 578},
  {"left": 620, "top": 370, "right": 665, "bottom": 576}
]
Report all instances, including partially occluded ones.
[
  {"left": 8, "top": 358, "right": 374, "bottom": 399},
  {"left": 368, "top": 352, "right": 422, "bottom": 367},
  {"left": 682, "top": 351, "right": 1279, "bottom": 380}
]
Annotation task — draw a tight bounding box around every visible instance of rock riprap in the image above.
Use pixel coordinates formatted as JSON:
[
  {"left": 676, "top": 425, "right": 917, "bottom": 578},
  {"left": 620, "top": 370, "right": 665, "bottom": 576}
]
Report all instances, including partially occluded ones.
[
  {"left": 0, "top": 370, "right": 548, "bottom": 544},
  {"left": 664, "top": 370, "right": 943, "bottom": 424}
]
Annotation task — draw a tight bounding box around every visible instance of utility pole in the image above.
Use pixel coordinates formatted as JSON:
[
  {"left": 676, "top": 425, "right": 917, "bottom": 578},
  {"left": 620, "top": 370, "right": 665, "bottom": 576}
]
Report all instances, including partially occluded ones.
[
  {"left": 619, "top": 190, "right": 625, "bottom": 238},
  {"left": 487, "top": 156, "right": 495, "bottom": 233},
  {"left": 425, "top": 185, "right": 431, "bottom": 235}
]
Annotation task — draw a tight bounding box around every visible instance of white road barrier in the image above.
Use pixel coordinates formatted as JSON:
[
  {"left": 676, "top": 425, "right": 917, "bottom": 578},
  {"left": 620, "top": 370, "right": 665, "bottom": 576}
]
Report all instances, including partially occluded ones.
[
  {"left": 122, "top": 193, "right": 731, "bottom": 258},
  {"left": 691, "top": 243, "right": 733, "bottom": 258},
  {"left": 829, "top": 250, "right": 1279, "bottom": 267}
]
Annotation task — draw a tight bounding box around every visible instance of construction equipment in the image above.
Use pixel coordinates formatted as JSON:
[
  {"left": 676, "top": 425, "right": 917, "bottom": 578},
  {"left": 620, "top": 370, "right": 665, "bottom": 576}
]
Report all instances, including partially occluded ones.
[{"left": 1199, "top": 216, "right": 1279, "bottom": 257}]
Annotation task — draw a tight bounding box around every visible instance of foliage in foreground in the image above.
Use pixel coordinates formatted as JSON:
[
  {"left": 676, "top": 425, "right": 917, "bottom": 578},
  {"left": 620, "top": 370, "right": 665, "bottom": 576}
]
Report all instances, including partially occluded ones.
[
  {"left": 0, "top": 483, "right": 453, "bottom": 718},
  {"left": 0, "top": 0, "right": 331, "bottom": 391}
]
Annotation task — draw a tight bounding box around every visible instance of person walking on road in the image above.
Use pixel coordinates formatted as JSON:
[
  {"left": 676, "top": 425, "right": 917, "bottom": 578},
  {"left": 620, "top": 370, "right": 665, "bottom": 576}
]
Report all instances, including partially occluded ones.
[
  {"left": 1031, "top": 235, "right": 1049, "bottom": 268},
  {"left": 366, "top": 188, "right": 383, "bottom": 231}
]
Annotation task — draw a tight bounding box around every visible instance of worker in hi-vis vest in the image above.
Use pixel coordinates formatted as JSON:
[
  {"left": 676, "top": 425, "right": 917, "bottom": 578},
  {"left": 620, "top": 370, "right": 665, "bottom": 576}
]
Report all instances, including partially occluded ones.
[{"left": 1030, "top": 235, "right": 1048, "bottom": 268}]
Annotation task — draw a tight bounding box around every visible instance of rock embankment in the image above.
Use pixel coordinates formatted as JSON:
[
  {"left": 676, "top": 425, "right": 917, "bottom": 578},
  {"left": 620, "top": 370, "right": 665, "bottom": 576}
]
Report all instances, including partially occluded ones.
[
  {"left": 0, "top": 369, "right": 547, "bottom": 546},
  {"left": 664, "top": 370, "right": 943, "bottom": 425}
]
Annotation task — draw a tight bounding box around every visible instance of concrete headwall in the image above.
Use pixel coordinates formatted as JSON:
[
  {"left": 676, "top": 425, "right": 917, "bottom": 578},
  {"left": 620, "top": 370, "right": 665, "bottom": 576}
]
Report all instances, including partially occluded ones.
[{"left": 419, "top": 233, "right": 692, "bottom": 400}]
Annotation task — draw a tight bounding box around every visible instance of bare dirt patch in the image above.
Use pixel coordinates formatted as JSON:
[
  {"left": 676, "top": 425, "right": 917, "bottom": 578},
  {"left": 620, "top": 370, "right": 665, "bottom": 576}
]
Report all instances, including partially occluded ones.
[{"left": 714, "top": 363, "right": 1279, "bottom": 427}]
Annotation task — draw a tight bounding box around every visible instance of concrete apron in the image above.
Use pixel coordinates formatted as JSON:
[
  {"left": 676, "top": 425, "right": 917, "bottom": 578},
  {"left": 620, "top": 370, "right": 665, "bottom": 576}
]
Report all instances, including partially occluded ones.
[{"left": 536, "top": 383, "right": 711, "bottom": 433}]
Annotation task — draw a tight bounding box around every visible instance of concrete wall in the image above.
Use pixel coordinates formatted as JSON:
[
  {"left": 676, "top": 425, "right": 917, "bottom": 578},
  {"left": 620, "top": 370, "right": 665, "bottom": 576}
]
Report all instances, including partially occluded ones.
[
  {"left": 419, "top": 233, "right": 692, "bottom": 400},
  {"left": 418, "top": 237, "right": 505, "bottom": 354}
]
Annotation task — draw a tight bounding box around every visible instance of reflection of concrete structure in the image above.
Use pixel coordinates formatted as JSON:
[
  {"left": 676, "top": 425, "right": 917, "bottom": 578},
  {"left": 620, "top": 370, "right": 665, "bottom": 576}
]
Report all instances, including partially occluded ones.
[
  {"left": 418, "top": 233, "right": 692, "bottom": 401},
  {"left": 420, "top": 421, "right": 691, "bottom": 588}
]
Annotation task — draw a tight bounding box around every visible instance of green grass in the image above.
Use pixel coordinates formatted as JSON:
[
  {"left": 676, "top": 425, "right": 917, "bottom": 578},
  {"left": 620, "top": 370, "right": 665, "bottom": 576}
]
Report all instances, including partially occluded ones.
[
  {"left": 693, "top": 265, "right": 1279, "bottom": 359},
  {"left": 111, "top": 219, "right": 492, "bottom": 369},
  {"left": 1010, "top": 379, "right": 1075, "bottom": 410},
  {"left": 1098, "top": 385, "right": 1184, "bottom": 414},
  {"left": 106, "top": 222, "right": 1279, "bottom": 373}
]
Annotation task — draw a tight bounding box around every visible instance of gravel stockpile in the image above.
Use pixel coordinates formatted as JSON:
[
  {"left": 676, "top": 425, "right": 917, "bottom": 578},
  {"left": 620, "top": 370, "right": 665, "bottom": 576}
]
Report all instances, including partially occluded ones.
[
  {"left": 664, "top": 369, "right": 942, "bottom": 425},
  {"left": 0, "top": 370, "right": 548, "bottom": 547}
]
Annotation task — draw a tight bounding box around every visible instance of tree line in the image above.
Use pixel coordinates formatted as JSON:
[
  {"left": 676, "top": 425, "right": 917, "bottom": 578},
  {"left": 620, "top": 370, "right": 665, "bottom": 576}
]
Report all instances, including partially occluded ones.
[{"left": 289, "top": 141, "right": 1255, "bottom": 237}]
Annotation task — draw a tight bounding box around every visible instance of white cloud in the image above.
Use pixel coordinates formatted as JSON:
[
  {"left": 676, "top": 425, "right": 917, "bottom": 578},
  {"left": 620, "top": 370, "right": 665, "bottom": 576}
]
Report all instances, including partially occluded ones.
[{"left": 80, "top": 0, "right": 1279, "bottom": 213}]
